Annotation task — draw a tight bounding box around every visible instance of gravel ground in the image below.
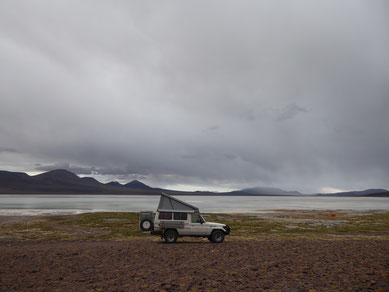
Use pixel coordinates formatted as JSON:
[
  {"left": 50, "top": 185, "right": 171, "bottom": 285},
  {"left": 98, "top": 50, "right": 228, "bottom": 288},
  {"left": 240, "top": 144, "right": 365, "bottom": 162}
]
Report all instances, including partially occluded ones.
[{"left": 0, "top": 240, "right": 388, "bottom": 291}]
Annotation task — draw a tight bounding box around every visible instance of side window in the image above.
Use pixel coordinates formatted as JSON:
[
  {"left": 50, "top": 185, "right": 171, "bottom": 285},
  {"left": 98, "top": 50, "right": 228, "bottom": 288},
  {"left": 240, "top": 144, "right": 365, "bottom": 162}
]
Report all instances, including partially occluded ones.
[
  {"left": 174, "top": 212, "right": 188, "bottom": 220},
  {"left": 191, "top": 214, "right": 201, "bottom": 223},
  {"left": 158, "top": 212, "right": 172, "bottom": 220}
]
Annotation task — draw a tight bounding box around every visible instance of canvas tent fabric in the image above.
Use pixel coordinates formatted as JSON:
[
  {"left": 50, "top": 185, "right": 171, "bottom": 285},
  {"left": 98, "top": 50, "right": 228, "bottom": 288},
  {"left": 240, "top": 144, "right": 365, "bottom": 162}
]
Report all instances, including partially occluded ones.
[{"left": 157, "top": 193, "right": 199, "bottom": 212}]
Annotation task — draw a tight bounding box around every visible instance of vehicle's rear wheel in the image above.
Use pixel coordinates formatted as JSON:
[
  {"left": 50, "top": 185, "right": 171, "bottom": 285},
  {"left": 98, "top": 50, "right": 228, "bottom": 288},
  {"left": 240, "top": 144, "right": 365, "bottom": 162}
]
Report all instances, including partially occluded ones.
[
  {"left": 211, "top": 230, "right": 225, "bottom": 243},
  {"left": 164, "top": 230, "right": 178, "bottom": 243},
  {"left": 207, "top": 236, "right": 212, "bottom": 241},
  {"left": 140, "top": 219, "right": 153, "bottom": 231}
]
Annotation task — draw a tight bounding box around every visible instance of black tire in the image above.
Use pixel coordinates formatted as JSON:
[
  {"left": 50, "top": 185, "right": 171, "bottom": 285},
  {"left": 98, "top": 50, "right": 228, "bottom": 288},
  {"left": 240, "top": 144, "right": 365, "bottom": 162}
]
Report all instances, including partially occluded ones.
[
  {"left": 164, "top": 229, "right": 178, "bottom": 243},
  {"left": 140, "top": 219, "right": 154, "bottom": 231},
  {"left": 207, "top": 236, "right": 212, "bottom": 241},
  {"left": 211, "top": 230, "right": 225, "bottom": 243}
]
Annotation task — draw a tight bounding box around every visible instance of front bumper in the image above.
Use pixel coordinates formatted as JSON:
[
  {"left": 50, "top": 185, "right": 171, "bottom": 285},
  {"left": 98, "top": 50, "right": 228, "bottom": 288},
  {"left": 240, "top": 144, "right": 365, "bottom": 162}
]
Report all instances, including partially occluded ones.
[{"left": 223, "top": 225, "right": 231, "bottom": 235}]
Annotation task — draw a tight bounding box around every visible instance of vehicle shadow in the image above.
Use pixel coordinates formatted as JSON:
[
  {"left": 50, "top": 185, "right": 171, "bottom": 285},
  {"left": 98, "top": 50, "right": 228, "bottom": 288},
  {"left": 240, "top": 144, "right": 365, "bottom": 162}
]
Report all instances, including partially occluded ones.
[{"left": 155, "top": 241, "right": 226, "bottom": 245}]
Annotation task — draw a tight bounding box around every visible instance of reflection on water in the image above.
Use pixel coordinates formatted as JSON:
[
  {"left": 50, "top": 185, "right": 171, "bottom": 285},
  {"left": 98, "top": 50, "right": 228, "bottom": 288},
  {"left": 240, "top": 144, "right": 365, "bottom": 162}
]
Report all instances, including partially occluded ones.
[{"left": 0, "top": 194, "right": 388, "bottom": 215}]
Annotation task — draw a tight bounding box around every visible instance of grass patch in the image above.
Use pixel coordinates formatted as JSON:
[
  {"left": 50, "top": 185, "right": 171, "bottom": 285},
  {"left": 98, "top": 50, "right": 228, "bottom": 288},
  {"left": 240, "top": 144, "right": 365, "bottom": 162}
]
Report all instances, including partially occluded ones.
[
  {"left": 46, "top": 212, "right": 150, "bottom": 240},
  {"left": 204, "top": 212, "right": 389, "bottom": 239},
  {"left": 1, "top": 212, "right": 388, "bottom": 241}
]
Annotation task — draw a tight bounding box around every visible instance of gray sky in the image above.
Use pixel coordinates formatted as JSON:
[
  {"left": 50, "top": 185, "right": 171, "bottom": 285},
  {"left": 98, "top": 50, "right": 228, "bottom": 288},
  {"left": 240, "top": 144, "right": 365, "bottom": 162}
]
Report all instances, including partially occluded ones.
[{"left": 0, "top": 1, "right": 388, "bottom": 193}]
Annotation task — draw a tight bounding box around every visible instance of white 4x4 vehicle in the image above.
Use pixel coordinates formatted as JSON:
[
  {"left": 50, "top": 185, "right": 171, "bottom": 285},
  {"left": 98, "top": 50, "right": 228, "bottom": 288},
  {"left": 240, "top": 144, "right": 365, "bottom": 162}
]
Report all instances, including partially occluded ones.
[{"left": 139, "top": 193, "right": 230, "bottom": 243}]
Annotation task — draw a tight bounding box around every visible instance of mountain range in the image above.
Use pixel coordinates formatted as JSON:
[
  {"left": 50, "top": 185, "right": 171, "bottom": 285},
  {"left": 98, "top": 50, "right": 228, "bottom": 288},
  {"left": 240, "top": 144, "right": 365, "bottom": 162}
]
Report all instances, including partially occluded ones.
[
  {"left": 0, "top": 169, "right": 155, "bottom": 195},
  {"left": 0, "top": 169, "right": 388, "bottom": 197},
  {"left": 230, "top": 187, "right": 303, "bottom": 196}
]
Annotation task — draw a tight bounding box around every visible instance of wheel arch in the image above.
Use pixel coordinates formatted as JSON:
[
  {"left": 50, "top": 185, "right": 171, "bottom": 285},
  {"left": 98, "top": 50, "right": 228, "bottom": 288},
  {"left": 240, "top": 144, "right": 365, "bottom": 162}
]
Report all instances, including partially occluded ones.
[
  {"left": 163, "top": 228, "right": 178, "bottom": 235},
  {"left": 211, "top": 228, "right": 227, "bottom": 235}
]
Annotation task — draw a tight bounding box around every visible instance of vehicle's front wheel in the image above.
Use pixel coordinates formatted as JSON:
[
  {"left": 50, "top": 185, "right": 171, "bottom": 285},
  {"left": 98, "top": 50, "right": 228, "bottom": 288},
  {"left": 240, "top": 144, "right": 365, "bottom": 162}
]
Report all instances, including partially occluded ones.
[
  {"left": 211, "top": 230, "right": 225, "bottom": 243},
  {"left": 164, "top": 230, "right": 178, "bottom": 243},
  {"left": 140, "top": 219, "right": 154, "bottom": 231}
]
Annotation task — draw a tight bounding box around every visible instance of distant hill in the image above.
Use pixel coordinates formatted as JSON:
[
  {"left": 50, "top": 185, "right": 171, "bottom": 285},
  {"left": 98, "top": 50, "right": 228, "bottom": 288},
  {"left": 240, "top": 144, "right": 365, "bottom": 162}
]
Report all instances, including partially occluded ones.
[
  {"left": 230, "top": 187, "right": 388, "bottom": 197},
  {"left": 365, "top": 191, "right": 389, "bottom": 197},
  {"left": 106, "top": 181, "right": 122, "bottom": 187},
  {"left": 316, "top": 189, "right": 389, "bottom": 197},
  {"left": 229, "top": 187, "right": 303, "bottom": 196},
  {"left": 125, "top": 180, "right": 152, "bottom": 190}
]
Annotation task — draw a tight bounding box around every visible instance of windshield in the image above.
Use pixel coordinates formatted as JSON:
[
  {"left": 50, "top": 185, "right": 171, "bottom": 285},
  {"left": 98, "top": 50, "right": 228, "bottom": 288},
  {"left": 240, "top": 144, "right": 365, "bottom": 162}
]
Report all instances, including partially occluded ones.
[
  {"left": 199, "top": 215, "right": 206, "bottom": 223},
  {"left": 191, "top": 214, "right": 206, "bottom": 223}
]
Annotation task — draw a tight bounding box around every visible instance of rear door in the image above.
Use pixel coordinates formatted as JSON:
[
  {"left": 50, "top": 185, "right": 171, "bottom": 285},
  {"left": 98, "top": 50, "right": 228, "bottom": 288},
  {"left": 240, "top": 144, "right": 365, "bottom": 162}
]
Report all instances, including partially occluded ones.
[{"left": 172, "top": 212, "right": 189, "bottom": 235}]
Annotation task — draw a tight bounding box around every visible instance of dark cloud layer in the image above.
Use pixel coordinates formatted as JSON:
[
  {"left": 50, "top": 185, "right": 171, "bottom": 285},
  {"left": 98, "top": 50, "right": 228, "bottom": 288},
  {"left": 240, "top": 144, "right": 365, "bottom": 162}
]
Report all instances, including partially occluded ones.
[{"left": 0, "top": 1, "right": 388, "bottom": 192}]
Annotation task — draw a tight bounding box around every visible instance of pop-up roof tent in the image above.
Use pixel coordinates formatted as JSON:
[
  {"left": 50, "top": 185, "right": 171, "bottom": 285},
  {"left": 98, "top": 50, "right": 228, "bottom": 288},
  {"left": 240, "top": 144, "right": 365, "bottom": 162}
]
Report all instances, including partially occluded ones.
[{"left": 157, "top": 192, "right": 199, "bottom": 213}]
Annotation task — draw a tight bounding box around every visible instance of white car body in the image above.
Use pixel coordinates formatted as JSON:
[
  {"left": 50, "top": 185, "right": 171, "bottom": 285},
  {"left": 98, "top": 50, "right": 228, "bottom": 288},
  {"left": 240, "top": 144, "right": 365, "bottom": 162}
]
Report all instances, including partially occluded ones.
[
  {"left": 139, "top": 193, "right": 230, "bottom": 243},
  {"left": 153, "top": 211, "right": 228, "bottom": 237}
]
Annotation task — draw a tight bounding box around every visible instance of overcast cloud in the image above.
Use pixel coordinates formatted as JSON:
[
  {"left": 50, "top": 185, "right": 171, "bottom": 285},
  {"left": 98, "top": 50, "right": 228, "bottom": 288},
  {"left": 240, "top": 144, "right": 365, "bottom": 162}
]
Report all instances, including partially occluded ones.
[{"left": 0, "top": 1, "right": 388, "bottom": 193}]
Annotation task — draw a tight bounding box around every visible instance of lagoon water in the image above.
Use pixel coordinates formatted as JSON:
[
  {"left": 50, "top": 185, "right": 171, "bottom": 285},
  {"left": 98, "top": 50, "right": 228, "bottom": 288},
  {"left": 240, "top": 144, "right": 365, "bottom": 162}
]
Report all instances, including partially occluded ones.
[{"left": 0, "top": 194, "right": 388, "bottom": 215}]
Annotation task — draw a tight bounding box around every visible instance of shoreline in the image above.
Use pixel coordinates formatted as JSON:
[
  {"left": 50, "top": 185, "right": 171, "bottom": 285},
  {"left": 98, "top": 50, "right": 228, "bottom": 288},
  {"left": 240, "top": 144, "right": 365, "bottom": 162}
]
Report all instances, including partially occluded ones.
[
  {"left": 0, "top": 208, "right": 388, "bottom": 217},
  {"left": 1, "top": 193, "right": 389, "bottom": 197},
  {"left": 1, "top": 195, "right": 388, "bottom": 216}
]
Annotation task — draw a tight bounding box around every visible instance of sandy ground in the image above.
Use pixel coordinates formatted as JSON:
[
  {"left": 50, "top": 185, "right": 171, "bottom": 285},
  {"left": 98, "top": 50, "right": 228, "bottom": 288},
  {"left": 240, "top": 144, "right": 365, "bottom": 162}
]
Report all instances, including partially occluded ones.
[{"left": 1, "top": 240, "right": 388, "bottom": 291}]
